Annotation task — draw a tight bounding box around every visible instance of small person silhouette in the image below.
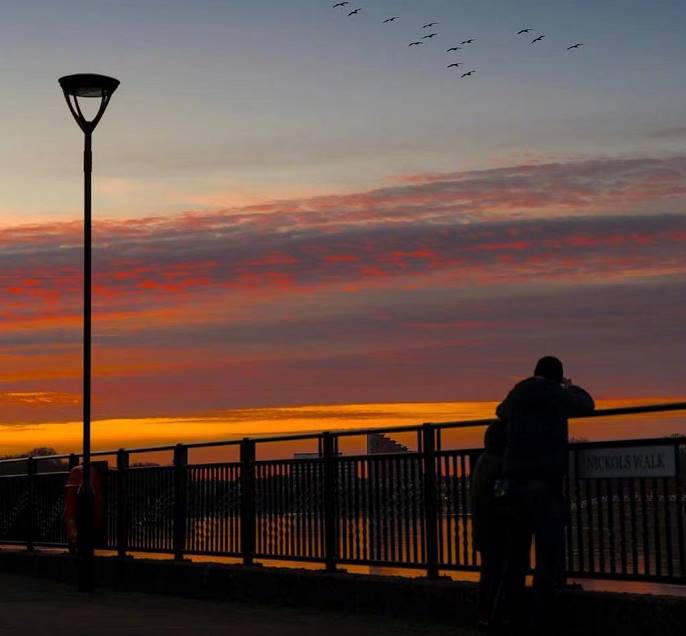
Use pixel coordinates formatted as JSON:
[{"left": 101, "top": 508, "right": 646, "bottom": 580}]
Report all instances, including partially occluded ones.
[{"left": 472, "top": 417, "right": 507, "bottom": 631}]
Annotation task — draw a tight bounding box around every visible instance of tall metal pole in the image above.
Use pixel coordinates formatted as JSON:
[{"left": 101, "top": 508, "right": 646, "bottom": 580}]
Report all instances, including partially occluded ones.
[
  {"left": 59, "top": 73, "right": 119, "bottom": 594},
  {"left": 76, "top": 129, "right": 95, "bottom": 593},
  {"left": 83, "top": 130, "right": 92, "bottom": 487}
]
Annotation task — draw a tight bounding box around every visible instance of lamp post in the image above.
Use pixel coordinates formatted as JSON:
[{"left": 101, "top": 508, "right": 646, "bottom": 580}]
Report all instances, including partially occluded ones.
[{"left": 59, "top": 73, "right": 119, "bottom": 592}]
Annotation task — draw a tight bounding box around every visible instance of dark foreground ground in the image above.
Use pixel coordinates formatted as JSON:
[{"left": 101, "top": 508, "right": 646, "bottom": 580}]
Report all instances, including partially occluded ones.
[{"left": 0, "top": 572, "right": 478, "bottom": 636}]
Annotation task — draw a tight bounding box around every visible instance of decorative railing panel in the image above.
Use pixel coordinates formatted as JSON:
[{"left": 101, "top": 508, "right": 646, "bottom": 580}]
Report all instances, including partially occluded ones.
[
  {"left": 0, "top": 474, "right": 30, "bottom": 543},
  {"left": 566, "top": 439, "right": 686, "bottom": 581},
  {"left": 125, "top": 466, "right": 174, "bottom": 552},
  {"left": 437, "top": 451, "right": 479, "bottom": 571},
  {"left": 185, "top": 462, "right": 241, "bottom": 555},
  {"left": 336, "top": 454, "right": 425, "bottom": 567},
  {"left": 33, "top": 472, "right": 69, "bottom": 545},
  {"left": 254, "top": 459, "right": 324, "bottom": 561}
]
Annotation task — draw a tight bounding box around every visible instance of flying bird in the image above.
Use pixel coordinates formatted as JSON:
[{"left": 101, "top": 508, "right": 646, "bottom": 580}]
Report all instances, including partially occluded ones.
[
  {"left": 383, "top": 17, "right": 400, "bottom": 23},
  {"left": 461, "top": 70, "right": 475, "bottom": 78},
  {"left": 517, "top": 28, "right": 532, "bottom": 35},
  {"left": 422, "top": 33, "right": 438, "bottom": 39},
  {"left": 422, "top": 23, "right": 438, "bottom": 29},
  {"left": 531, "top": 35, "right": 545, "bottom": 44},
  {"left": 447, "top": 63, "right": 463, "bottom": 68},
  {"left": 460, "top": 39, "right": 476, "bottom": 44},
  {"left": 332, "top": 2, "right": 349, "bottom": 7},
  {"left": 446, "top": 47, "right": 462, "bottom": 52},
  {"left": 408, "top": 41, "right": 424, "bottom": 47},
  {"left": 347, "top": 8, "right": 361, "bottom": 16},
  {"left": 567, "top": 42, "right": 584, "bottom": 50}
]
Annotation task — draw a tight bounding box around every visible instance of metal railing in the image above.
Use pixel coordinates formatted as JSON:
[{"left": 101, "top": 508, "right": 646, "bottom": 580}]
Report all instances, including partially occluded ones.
[{"left": 0, "top": 402, "right": 684, "bottom": 583}]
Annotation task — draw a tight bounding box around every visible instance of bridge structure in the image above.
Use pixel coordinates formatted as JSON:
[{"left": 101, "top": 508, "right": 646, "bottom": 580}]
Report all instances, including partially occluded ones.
[{"left": 0, "top": 402, "right": 684, "bottom": 586}]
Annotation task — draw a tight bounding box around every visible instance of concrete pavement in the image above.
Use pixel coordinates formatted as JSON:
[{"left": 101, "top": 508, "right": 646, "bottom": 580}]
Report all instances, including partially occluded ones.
[{"left": 0, "top": 572, "right": 478, "bottom": 636}]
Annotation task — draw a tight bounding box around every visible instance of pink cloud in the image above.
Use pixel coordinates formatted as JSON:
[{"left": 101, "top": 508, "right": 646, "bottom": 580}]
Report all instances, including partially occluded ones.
[
  {"left": 0, "top": 154, "right": 685, "bottom": 421},
  {"left": 0, "top": 155, "right": 684, "bottom": 323}
]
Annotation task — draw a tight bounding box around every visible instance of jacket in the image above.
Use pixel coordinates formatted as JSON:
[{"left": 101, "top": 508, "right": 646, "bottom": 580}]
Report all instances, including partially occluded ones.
[{"left": 497, "top": 376, "right": 594, "bottom": 487}]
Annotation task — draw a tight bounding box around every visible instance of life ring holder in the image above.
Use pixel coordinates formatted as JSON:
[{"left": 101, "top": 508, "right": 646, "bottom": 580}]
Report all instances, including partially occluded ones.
[{"left": 63, "top": 462, "right": 108, "bottom": 552}]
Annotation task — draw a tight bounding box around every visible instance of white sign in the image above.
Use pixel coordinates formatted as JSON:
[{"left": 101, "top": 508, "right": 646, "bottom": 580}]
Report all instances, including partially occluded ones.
[{"left": 578, "top": 445, "right": 676, "bottom": 479}]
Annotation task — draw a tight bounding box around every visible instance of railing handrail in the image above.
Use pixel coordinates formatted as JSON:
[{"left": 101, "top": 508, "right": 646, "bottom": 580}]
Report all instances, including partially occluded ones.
[{"left": 1, "top": 400, "right": 684, "bottom": 465}]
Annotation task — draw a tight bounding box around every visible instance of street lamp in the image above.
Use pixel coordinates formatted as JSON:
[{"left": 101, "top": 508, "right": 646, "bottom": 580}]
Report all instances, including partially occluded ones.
[{"left": 59, "top": 73, "right": 119, "bottom": 592}]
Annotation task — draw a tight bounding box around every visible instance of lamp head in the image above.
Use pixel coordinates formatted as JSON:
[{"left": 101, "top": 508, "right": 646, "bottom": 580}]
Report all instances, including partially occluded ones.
[
  {"left": 59, "top": 73, "right": 120, "bottom": 132},
  {"left": 59, "top": 74, "right": 120, "bottom": 98}
]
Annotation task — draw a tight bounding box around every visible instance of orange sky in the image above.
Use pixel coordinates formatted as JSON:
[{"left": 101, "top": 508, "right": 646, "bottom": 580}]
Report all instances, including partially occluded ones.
[{"left": 2, "top": 399, "right": 683, "bottom": 464}]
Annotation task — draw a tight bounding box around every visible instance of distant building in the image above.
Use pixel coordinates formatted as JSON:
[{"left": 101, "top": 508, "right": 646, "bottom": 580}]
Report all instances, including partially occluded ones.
[
  {"left": 366, "top": 432, "right": 413, "bottom": 482},
  {"left": 366, "top": 433, "right": 410, "bottom": 455}
]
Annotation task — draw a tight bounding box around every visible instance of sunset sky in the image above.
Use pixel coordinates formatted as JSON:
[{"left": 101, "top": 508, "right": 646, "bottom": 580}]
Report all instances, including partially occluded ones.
[{"left": 0, "top": 1, "right": 685, "bottom": 454}]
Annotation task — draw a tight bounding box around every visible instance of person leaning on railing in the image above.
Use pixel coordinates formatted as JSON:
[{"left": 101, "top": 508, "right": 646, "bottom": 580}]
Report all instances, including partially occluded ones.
[{"left": 495, "top": 356, "right": 594, "bottom": 636}]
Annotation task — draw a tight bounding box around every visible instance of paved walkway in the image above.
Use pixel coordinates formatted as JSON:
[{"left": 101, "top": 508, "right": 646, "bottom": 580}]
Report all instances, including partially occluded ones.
[{"left": 0, "top": 573, "right": 478, "bottom": 636}]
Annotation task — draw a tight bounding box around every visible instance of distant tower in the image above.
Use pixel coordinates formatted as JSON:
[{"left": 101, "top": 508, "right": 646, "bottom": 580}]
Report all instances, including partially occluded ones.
[{"left": 366, "top": 432, "right": 409, "bottom": 455}]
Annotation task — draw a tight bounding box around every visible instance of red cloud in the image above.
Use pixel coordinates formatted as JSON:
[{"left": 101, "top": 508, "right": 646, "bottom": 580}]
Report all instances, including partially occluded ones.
[
  {"left": 1, "top": 202, "right": 685, "bottom": 321},
  {"left": 0, "top": 154, "right": 685, "bottom": 421}
]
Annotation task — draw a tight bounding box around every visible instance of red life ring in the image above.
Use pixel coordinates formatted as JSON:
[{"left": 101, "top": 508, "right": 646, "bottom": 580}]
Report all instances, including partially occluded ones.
[{"left": 63, "top": 464, "right": 106, "bottom": 548}]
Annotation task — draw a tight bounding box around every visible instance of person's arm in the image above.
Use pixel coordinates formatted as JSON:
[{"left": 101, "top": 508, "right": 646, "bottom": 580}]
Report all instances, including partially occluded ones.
[{"left": 562, "top": 382, "right": 595, "bottom": 416}]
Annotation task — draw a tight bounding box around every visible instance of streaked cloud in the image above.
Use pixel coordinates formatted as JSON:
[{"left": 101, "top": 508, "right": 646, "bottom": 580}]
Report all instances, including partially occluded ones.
[
  {"left": 2, "top": 155, "right": 685, "bottom": 308},
  {"left": 0, "top": 155, "right": 685, "bottom": 426}
]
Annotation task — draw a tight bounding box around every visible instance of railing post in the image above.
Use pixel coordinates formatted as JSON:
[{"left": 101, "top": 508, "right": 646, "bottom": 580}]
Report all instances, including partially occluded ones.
[
  {"left": 173, "top": 444, "right": 188, "bottom": 561},
  {"left": 422, "top": 423, "right": 439, "bottom": 578},
  {"left": 322, "top": 432, "right": 339, "bottom": 572},
  {"left": 116, "top": 449, "right": 129, "bottom": 558},
  {"left": 240, "top": 438, "right": 256, "bottom": 566},
  {"left": 27, "top": 456, "right": 35, "bottom": 552}
]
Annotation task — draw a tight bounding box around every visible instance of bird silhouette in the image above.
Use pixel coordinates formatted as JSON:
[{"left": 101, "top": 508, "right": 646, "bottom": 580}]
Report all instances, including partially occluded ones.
[
  {"left": 446, "top": 47, "right": 462, "bottom": 52},
  {"left": 383, "top": 17, "right": 400, "bottom": 23},
  {"left": 408, "top": 41, "right": 424, "bottom": 47},
  {"left": 531, "top": 35, "right": 545, "bottom": 44},
  {"left": 347, "top": 8, "right": 361, "bottom": 16},
  {"left": 422, "top": 33, "right": 438, "bottom": 39},
  {"left": 447, "top": 63, "right": 463, "bottom": 68},
  {"left": 332, "top": 2, "right": 349, "bottom": 7},
  {"left": 422, "top": 23, "right": 438, "bottom": 29},
  {"left": 461, "top": 70, "right": 475, "bottom": 78},
  {"left": 517, "top": 28, "right": 532, "bottom": 35},
  {"left": 460, "top": 39, "right": 476, "bottom": 45},
  {"left": 567, "top": 42, "right": 583, "bottom": 50}
]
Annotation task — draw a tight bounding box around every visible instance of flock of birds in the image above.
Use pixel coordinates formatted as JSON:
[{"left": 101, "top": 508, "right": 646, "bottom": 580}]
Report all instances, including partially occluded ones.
[{"left": 331, "top": 3, "right": 584, "bottom": 78}]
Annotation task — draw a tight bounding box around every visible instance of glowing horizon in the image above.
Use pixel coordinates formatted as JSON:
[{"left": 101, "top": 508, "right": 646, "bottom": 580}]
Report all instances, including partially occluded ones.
[{"left": 1, "top": 399, "right": 684, "bottom": 461}]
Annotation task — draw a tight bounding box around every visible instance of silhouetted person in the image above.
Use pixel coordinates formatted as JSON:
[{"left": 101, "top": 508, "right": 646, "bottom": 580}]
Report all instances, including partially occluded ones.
[
  {"left": 472, "top": 417, "right": 507, "bottom": 631},
  {"left": 495, "top": 356, "right": 594, "bottom": 635}
]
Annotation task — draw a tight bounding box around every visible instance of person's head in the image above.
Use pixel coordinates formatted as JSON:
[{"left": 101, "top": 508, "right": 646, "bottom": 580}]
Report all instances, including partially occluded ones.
[{"left": 534, "top": 356, "right": 564, "bottom": 382}]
